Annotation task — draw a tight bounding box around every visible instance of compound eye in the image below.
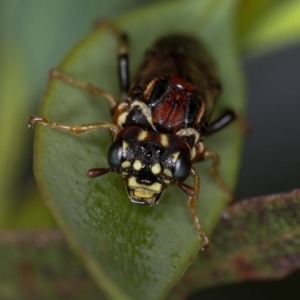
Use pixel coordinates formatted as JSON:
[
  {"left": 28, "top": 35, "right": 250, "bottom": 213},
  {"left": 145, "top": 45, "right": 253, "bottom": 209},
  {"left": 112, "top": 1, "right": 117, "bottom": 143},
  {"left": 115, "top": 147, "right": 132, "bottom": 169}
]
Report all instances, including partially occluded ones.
[
  {"left": 107, "top": 139, "right": 123, "bottom": 168},
  {"left": 173, "top": 152, "right": 191, "bottom": 182}
]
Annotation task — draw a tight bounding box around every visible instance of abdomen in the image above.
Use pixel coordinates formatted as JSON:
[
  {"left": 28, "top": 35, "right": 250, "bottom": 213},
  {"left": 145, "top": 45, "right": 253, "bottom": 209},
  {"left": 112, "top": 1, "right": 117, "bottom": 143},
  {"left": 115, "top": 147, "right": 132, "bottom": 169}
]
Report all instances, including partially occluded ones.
[{"left": 129, "top": 35, "right": 221, "bottom": 119}]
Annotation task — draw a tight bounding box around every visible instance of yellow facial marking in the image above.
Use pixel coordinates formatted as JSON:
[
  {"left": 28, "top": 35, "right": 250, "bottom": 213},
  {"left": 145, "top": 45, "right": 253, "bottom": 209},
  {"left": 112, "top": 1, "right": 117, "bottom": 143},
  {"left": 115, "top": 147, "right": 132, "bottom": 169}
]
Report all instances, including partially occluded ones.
[
  {"left": 137, "top": 130, "right": 148, "bottom": 141},
  {"left": 133, "top": 188, "right": 155, "bottom": 199},
  {"left": 133, "top": 160, "right": 143, "bottom": 171},
  {"left": 121, "top": 160, "right": 131, "bottom": 168},
  {"left": 163, "top": 179, "right": 171, "bottom": 184},
  {"left": 117, "top": 111, "right": 128, "bottom": 127},
  {"left": 191, "top": 142, "right": 204, "bottom": 160},
  {"left": 131, "top": 101, "right": 156, "bottom": 130},
  {"left": 176, "top": 128, "right": 200, "bottom": 144},
  {"left": 198, "top": 142, "right": 204, "bottom": 153},
  {"left": 171, "top": 151, "right": 180, "bottom": 161},
  {"left": 122, "top": 141, "right": 129, "bottom": 151},
  {"left": 191, "top": 147, "right": 196, "bottom": 160},
  {"left": 151, "top": 163, "right": 161, "bottom": 175},
  {"left": 159, "top": 134, "right": 169, "bottom": 147},
  {"left": 128, "top": 177, "right": 162, "bottom": 191},
  {"left": 164, "top": 168, "right": 172, "bottom": 178}
]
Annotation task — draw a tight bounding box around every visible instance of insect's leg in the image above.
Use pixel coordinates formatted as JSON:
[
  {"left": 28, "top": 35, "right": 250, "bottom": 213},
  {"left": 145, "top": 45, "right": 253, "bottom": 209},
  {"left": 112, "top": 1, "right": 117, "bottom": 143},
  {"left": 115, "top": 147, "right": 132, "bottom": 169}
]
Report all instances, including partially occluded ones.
[
  {"left": 49, "top": 69, "right": 118, "bottom": 110},
  {"left": 28, "top": 116, "right": 120, "bottom": 135},
  {"left": 49, "top": 22, "right": 129, "bottom": 110},
  {"left": 94, "top": 20, "right": 130, "bottom": 100},
  {"left": 207, "top": 109, "right": 249, "bottom": 136},
  {"left": 207, "top": 109, "right": 236, "bottom": 135},
  {"left": 202, "top": 149, "right": 234, "bottom": 202},
  {"left": 187, "top": 167, "right": 210, "bottom": 249}
]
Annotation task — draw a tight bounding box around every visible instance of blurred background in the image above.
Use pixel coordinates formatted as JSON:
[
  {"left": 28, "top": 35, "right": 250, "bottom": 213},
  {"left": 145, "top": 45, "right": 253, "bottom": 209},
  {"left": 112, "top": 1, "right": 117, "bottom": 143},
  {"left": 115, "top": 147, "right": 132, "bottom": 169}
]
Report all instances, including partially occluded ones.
[
  {"left": 0, "top": 0, "right": 299, "bottom": 299},
  {"left": 0, "top": 0, "right": 152, "bottom": 229}
]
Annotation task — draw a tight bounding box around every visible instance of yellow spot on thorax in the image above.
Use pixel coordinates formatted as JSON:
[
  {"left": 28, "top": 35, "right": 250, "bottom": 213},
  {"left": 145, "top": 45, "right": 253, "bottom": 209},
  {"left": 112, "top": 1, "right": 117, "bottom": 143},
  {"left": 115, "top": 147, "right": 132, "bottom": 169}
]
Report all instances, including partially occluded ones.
[
  {"left": 159, "top": 134, "right": 169, "bottom": 147},
  {"left": 137, "top": 130, "right": 148, "bottom": 141}
]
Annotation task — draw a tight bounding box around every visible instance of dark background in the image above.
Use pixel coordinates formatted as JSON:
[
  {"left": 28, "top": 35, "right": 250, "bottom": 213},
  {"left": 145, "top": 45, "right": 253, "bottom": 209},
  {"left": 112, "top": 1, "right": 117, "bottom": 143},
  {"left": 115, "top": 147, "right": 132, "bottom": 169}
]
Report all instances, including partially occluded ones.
[
  {"left": 237, "top": 42, "right": 300, "bottom": 200},
  {"left": 193, "top": 41, "right": 300, "bottom": 300}
]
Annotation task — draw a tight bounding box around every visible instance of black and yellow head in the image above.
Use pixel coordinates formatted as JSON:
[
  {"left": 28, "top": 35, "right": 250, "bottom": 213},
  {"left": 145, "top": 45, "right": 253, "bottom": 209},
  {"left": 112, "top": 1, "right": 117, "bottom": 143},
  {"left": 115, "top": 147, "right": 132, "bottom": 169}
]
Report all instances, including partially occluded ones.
[{"left": 107, "top": 126, "right": 192, "bottom": 205}]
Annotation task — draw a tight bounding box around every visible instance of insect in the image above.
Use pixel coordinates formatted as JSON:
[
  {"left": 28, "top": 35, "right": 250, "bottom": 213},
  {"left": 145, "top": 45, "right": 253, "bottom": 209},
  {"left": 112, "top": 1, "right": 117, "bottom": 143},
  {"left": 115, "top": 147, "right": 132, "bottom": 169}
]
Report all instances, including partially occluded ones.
[{"left": 28, "top": 21, "right": 237, "bottom": 248}]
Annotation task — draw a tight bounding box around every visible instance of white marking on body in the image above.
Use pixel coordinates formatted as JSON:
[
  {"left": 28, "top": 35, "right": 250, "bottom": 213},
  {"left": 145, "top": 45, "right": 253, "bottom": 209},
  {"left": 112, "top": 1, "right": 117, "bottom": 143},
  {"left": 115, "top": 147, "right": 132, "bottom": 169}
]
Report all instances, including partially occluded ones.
[
  {"left": 176, "top": 127, "right": 200, "bottom": 144},
  {"left": 115, "top": 103, "right": 128, "bottom": 126},
  {"left": 117, "top": 111, "right": 128, "bottom": 127},
  {"left": 130, "top": 100, "right": 155, "bottom": 129},
  {"left": 191, "top": 147, "right": 196, "bottom": 160}
]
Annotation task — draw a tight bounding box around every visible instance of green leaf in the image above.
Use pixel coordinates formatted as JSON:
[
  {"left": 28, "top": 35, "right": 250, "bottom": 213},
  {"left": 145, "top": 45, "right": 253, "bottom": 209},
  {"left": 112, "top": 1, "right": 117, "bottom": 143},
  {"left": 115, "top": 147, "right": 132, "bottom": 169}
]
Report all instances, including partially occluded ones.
[
  {"left": 5, "top": 183, "right": 56, "bottom": 229},
  {"left": 0, "top": 0, "right": 152, "bottom": 229},
  {"left": 238, "top": 0, "right": 300, "bottom": 56},
  {"left": 236, "top": 0, "right": 274, "bottom": 39},
  {"left": 0, "top": 46, "right": 31, "bottom": 226},
  {"left": 0, "top": 231, "right": 102, "bottom": 300},
  {"left": 33, "top": 0, "right": 245, "bottom": 299},
  {"left": 169, "top": 189, "right": 300, "bottom": 298}
]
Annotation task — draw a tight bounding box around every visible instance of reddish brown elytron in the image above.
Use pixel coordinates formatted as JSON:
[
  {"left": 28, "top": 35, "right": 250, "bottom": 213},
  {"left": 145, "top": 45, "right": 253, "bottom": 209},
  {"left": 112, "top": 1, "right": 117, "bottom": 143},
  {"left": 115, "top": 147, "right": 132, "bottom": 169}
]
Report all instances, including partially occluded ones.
[{"left": 28, "top": 22, "right": 236, "bottom": 248}]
